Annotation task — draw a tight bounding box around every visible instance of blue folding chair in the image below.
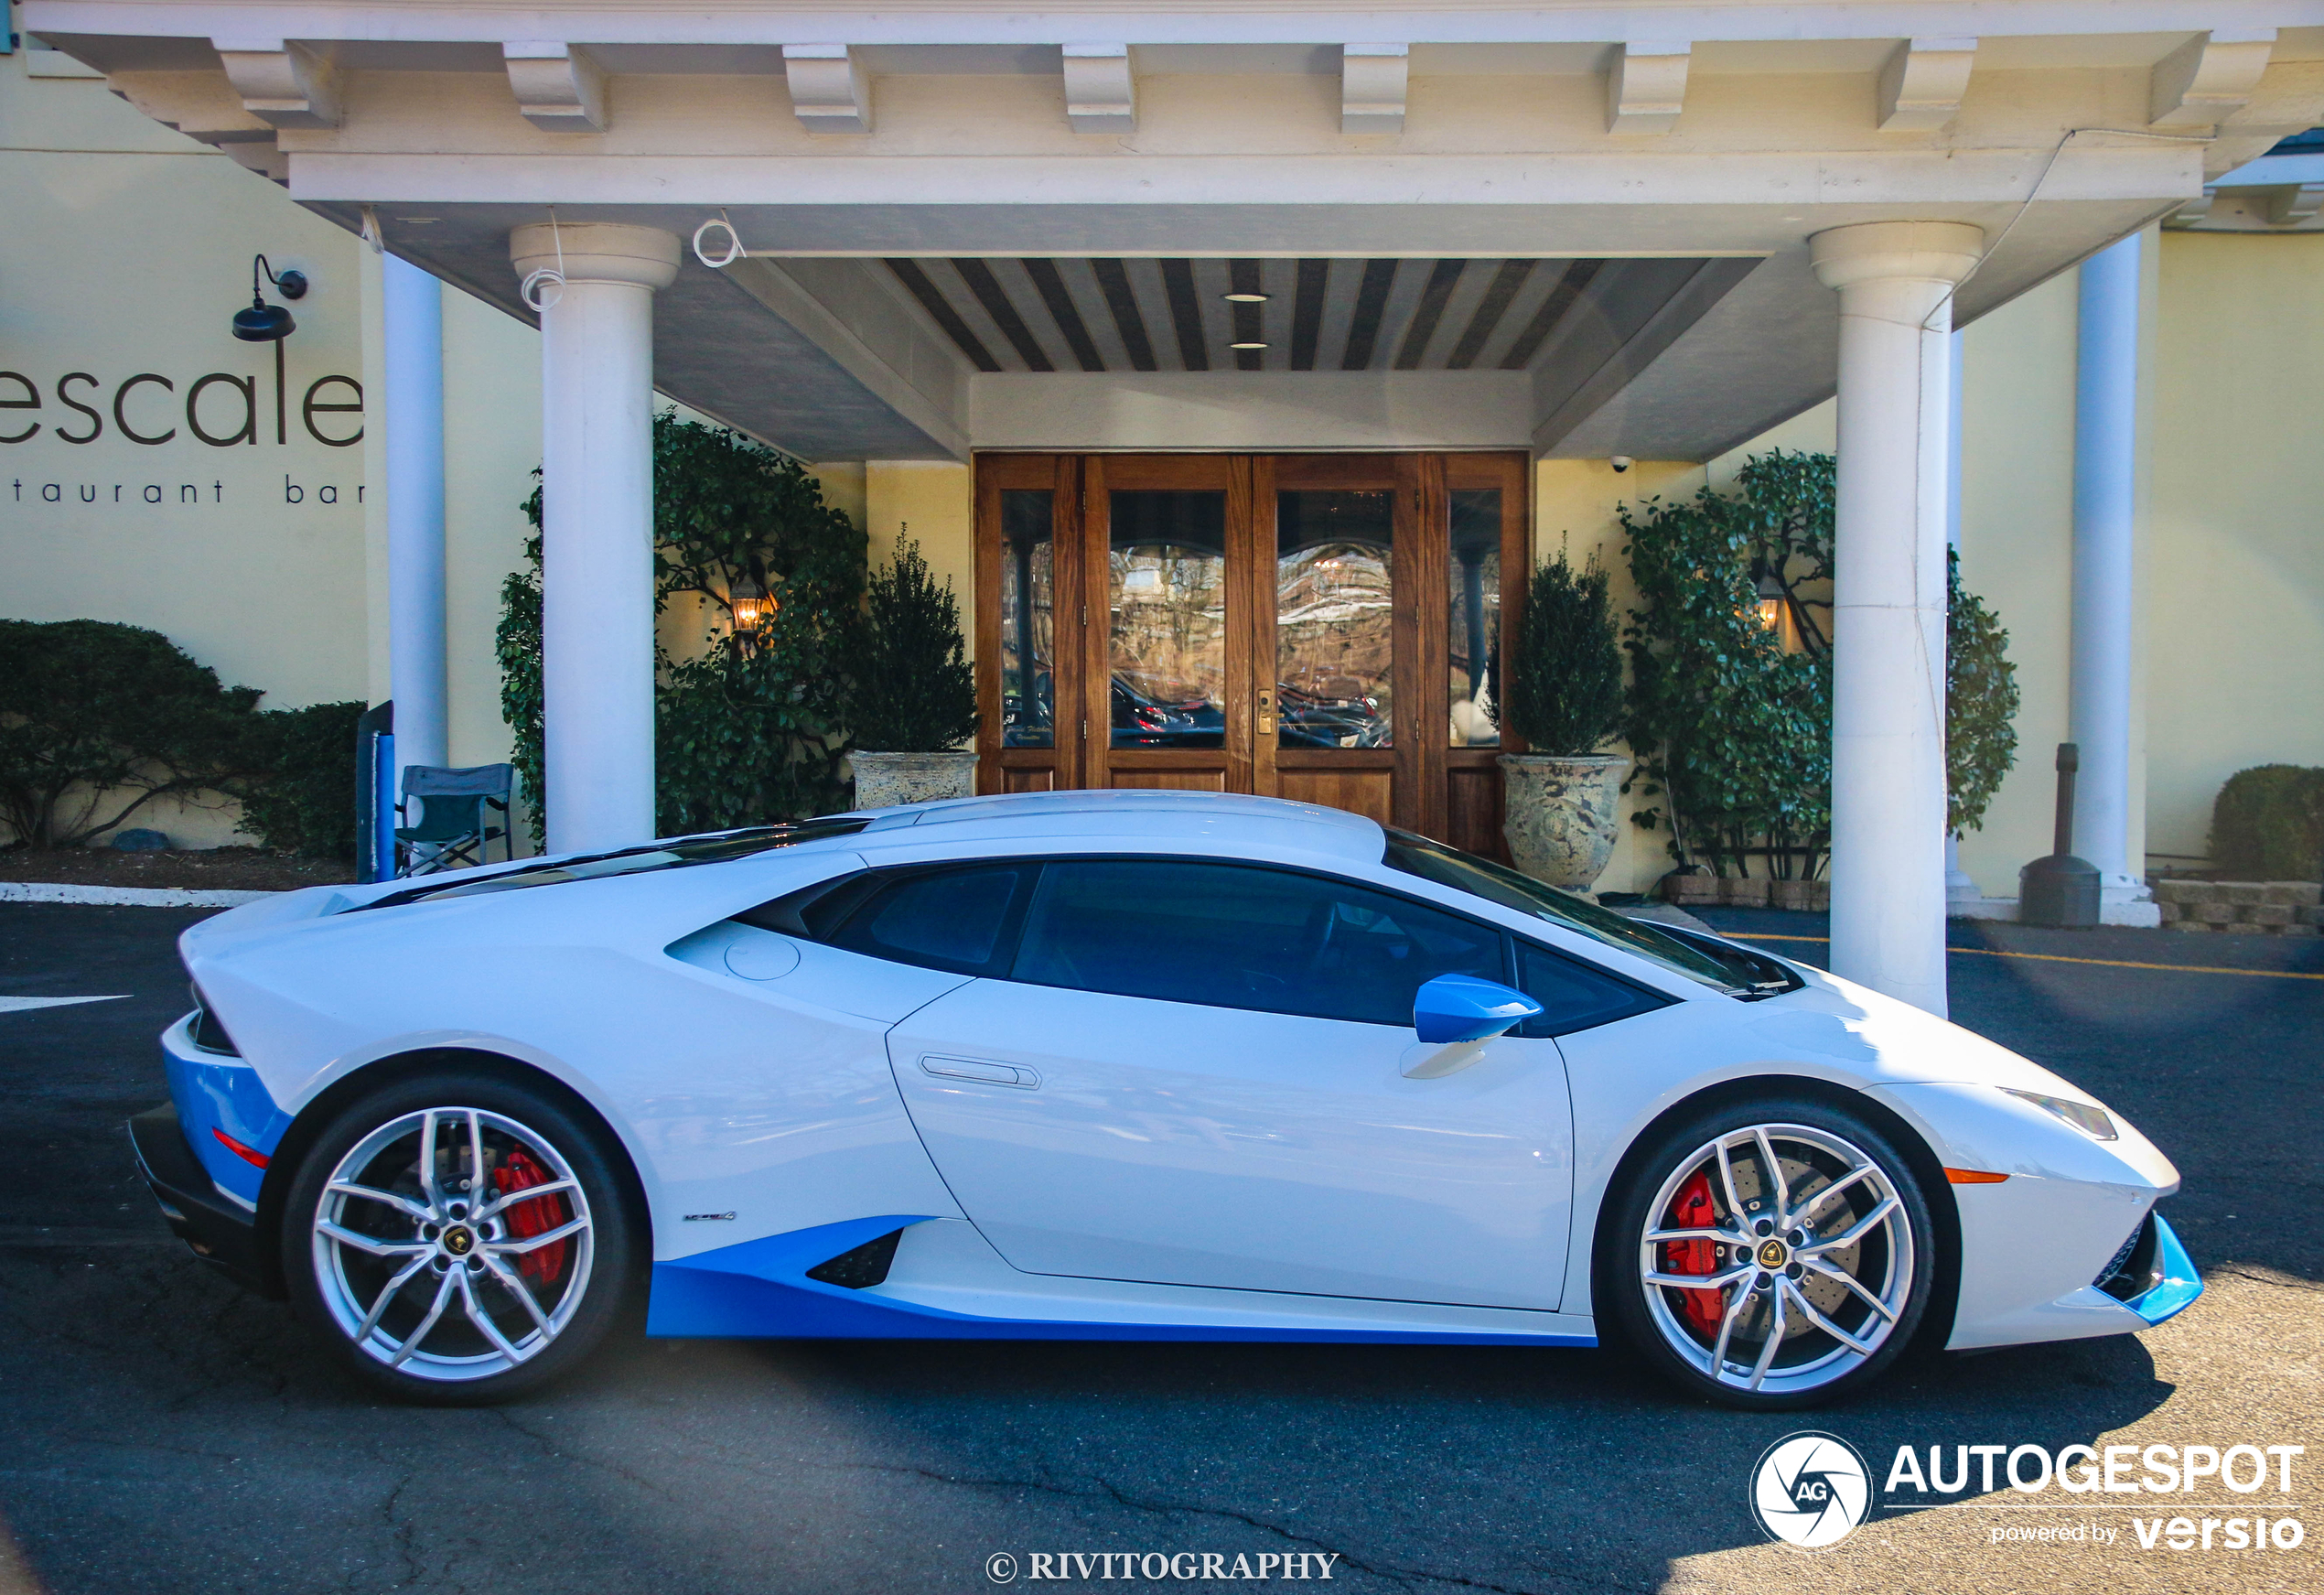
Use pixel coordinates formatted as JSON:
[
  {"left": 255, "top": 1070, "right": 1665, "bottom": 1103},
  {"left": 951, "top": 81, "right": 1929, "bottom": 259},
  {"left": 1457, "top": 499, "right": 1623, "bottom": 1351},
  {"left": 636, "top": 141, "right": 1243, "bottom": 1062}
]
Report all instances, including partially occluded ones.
[{"left": 394, "top": 763, "right": 515, "bottom": 877}]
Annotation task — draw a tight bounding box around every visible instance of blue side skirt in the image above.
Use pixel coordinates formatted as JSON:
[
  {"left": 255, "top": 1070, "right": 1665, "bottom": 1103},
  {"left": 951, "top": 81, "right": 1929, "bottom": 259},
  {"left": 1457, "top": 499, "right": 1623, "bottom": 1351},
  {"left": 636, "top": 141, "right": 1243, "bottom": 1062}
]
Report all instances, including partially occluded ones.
[{"left": 646, "top": 1216, "right": 1598, "bottom": 1347}]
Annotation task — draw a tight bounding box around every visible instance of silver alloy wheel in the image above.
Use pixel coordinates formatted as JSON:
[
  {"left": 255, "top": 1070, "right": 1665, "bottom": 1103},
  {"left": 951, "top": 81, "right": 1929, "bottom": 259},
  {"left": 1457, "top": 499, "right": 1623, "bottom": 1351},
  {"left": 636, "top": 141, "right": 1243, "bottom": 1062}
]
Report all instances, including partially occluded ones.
[
  {"left": 1636, "top": 1122, "right": 1914, "bottom": 1396},
  {"left": 311, "top": 1106, "right": 595, "bottom": 1382}
]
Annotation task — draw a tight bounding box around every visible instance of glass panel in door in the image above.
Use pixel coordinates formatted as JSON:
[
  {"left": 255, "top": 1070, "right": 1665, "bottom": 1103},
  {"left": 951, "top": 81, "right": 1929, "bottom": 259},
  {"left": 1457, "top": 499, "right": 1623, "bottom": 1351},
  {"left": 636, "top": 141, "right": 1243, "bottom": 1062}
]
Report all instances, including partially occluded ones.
[
  {"left": 1108, "top": 490, "right": 1228, "bottom": 748},
  {"left": 1448, "top": 488, "right": 1501, "bottom": 748},
  {"left": 998, "top": 489, "right": 1055, "bottom": 748},
  {"left": 1275, "top": 490, "right": 1393, "bottom": 749}
]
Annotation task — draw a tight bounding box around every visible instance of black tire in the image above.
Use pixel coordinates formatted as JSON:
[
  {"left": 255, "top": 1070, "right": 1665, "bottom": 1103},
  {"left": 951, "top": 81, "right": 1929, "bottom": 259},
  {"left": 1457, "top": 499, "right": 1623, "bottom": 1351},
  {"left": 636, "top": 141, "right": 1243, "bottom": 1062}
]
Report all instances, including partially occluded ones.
[
  {"left": 1598, "top": 1095, "right": 1936, "bottom": 1410},
  {"left": 282, "top": 1069, "right": 640, "bottom": 1406}
]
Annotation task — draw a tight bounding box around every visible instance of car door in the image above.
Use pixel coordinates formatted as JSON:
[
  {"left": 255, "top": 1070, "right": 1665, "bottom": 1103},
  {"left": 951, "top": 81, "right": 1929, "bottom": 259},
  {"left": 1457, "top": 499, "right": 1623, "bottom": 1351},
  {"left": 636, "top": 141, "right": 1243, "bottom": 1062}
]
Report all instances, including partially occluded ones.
[{"left": 880, "top": 857, "right": 1578, "bottom": 1312}]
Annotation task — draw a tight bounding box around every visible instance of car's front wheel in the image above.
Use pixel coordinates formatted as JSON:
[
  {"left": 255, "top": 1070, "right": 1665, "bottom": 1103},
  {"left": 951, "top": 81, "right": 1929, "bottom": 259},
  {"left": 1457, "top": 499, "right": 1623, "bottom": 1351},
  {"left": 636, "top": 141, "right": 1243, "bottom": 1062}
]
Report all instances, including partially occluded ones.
[
  {"left": 282, "top": 1071, "right": 639, "bottom": 1405},
  {"left": 1600, "top": 1097, "right": 1935, "bottom": 1408}
]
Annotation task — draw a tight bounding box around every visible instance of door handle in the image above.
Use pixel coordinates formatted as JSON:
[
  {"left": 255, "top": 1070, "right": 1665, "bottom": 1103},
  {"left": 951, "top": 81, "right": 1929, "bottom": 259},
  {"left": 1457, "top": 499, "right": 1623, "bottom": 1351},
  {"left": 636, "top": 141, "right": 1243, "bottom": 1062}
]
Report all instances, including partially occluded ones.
[{"left": 919, "top": 1054, "right": 1041, "bottom": 1089}]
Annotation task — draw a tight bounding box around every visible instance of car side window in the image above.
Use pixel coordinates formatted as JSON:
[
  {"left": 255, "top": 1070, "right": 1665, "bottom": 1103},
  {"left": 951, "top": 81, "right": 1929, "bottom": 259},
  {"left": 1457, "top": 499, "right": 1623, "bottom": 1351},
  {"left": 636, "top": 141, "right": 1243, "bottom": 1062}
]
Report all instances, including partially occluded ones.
[
  {"left": 1512, "top": 941, "right": 1670, "bottom": 1038},
  {"left": 819, "top": 865, "right": 1035, "bottom": 977},
  {"left": 1010, "top": 859, "right": 1502, "bottom": 1027}
]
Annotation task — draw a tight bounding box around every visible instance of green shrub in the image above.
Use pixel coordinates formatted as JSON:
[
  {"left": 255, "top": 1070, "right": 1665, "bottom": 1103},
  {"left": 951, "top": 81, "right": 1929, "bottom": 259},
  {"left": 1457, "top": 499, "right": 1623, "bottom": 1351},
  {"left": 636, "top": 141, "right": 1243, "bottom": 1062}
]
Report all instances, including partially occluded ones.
[
  {"left": 1620, "top": 451, "right": 2021, "bottom": 876},
  {"left": 230, "top": 700, "right": 367, "bottom": 859},
  {"left": 495, "top": 539, "right": 545, "bottom": 845},
  {"left": 1501, "top": 552, "right": 1625, "bottom": 757},
  {"left": 499, "top": 412, "right": 868, "bottom": 843},
  {"left": 0, "top": 620, "right": 259, "bottom": 848},
  {"left": 1945, "top": 548, "right": 2019, "bottom": 836},
  {"left": 849, "top": 537, "right": 977, "bottom": 753},
  {"left": 2211, "top": 765, "right": 2324, "bottom": 881},
  {"left": 1620, "top": 454, "right": 1834, "bottom": 877}
]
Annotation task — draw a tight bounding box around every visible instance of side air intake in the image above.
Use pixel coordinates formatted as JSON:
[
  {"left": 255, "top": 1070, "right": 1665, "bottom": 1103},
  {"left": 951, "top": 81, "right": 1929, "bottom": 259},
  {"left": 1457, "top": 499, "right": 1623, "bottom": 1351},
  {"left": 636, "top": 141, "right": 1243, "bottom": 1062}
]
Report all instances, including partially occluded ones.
[{"left": 805, "top": 1229, "right": 905, "bottom": 1289}]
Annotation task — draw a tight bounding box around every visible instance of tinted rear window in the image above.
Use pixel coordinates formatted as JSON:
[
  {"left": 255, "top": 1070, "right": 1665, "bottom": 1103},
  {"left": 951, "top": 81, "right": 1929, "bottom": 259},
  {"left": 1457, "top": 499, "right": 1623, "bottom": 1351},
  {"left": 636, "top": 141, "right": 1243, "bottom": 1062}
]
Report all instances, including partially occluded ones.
[{"left": 823, "top": 865, "right": 1035, "bottom": 976}]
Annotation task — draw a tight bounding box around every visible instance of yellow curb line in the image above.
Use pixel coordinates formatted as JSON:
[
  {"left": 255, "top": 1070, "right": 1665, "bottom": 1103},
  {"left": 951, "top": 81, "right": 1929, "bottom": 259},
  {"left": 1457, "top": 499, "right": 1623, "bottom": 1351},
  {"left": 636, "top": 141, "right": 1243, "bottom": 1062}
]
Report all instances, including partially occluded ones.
[{"left": 1723, "top": 932, "right": 2324, "bottom": 982}]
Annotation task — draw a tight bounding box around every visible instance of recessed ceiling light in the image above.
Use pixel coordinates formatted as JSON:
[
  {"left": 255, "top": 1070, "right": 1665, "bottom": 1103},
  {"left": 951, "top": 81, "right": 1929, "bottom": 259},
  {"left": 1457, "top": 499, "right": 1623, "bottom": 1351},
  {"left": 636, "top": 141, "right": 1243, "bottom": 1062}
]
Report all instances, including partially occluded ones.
[
  {"left": 1222, "top": 292, "right": 1269, "bottom": 303},
  {"left": 1230, "top": 340, "right": 1268, "bottom": 350}
]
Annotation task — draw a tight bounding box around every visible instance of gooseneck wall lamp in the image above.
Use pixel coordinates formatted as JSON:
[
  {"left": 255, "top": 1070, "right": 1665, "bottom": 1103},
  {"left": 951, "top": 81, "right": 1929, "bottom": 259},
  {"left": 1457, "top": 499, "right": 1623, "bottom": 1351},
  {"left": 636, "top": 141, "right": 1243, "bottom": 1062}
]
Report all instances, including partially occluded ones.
[{"left": 231, "top": 253, "right": 308, "bottom": 342}]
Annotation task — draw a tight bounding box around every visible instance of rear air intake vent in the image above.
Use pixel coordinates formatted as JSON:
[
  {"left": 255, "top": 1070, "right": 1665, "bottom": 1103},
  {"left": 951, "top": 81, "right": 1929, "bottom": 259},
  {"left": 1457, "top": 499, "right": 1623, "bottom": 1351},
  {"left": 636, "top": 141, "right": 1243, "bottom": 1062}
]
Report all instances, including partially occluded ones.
[{"left": 805, "top": 1229, "right": 905, "bottom": 1289}]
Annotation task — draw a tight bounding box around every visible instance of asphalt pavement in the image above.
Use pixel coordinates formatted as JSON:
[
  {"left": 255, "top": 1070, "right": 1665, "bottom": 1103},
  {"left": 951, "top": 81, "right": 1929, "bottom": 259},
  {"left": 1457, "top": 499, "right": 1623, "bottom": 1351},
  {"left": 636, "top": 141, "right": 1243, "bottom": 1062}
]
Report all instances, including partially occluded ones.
[{"left": 1, "top": 902, "right": 2317, "bottom": 1595}]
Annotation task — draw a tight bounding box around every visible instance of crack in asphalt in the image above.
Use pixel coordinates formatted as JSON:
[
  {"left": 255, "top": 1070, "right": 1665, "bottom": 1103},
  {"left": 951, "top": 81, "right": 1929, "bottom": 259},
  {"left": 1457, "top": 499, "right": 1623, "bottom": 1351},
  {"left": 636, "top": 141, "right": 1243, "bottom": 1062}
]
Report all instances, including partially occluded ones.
[
  {"left": 483, "top": 1406, "right": 686, "bottom": 1507},
  {"left": 381, "top": 1472, "right": 424, "bottom": 1590},
  {"left": 2208, "top": 1262, "right": 2324, "bottom": 1293}
]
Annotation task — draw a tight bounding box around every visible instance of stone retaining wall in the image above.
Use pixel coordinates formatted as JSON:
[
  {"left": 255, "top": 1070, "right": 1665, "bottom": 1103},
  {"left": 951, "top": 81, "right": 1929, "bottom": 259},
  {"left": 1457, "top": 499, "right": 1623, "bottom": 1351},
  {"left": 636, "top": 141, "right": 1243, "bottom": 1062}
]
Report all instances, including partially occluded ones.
[
  {"left": 1661, "top": 875, "right": 1832, "bottom": 912},
  {"left": 2151, "top": 879, "right": 2323, "bottom": 936}
]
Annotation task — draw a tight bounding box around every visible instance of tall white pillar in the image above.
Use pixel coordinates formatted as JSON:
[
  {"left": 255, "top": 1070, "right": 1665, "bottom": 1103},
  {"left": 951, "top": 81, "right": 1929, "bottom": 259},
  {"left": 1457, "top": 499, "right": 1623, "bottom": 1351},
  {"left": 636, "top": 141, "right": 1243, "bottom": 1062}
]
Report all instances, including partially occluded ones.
[
  {"left": 1942, "top": 328, "right": 1978, "bottom": 903},
  {"left": 1812, "top": 221, "right": 1985, "bottom": 1018},
  {"left": 382, "top": 253, "right": 447, "bottom": 782},
  {"left": 509, "top": 223, "right": 681, "bottom": 855},
  {"left": 2070, "top": 233, "right": 2141, "bottom": 892}
]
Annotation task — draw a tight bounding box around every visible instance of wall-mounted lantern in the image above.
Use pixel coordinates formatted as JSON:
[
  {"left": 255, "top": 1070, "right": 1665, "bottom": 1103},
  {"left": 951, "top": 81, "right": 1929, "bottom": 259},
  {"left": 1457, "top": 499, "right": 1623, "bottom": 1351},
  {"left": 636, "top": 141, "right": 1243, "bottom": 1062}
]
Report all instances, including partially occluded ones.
[
  {"left": 728, "top": 577, "right": 779, "bottom": 645},
  {"left": 231, "top": 253, "right": 307, "bottom": 342},
  {"left": 1752, "top": 568, "right": 1787, "bottom": 632}
]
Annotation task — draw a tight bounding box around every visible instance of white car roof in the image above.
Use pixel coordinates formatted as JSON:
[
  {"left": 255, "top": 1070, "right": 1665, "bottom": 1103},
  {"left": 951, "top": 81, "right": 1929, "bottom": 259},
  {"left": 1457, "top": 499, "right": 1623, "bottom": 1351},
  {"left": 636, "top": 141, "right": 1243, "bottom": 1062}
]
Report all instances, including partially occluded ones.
[{"left": 860, "top": 789, "right": 1386, "bottom": 863}]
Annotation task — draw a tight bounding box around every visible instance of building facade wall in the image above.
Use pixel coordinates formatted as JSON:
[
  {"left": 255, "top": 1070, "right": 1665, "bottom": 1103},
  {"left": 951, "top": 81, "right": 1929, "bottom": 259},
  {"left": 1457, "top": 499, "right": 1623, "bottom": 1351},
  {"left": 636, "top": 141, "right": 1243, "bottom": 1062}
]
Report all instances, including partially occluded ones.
[
  {"left": 5, "top": 55, "right": 2319, "bottom": 881},
  {"left": 2145, "top": 231, "right": 2324, "bottom": 867},
  {"left": 1, "top": 52, "right": 370, "bottom": 844}
]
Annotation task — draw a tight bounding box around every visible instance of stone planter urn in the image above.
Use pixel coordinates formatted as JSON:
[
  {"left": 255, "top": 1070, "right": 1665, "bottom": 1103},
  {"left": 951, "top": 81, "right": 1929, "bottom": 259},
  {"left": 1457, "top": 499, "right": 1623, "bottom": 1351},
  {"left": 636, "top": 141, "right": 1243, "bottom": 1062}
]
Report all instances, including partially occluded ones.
[
  {"left": 849, "top": 750, "right": 977, "bottom": 810},
  {"left": 1498, "top": 753, "right": 1629, "bottom": 891}
]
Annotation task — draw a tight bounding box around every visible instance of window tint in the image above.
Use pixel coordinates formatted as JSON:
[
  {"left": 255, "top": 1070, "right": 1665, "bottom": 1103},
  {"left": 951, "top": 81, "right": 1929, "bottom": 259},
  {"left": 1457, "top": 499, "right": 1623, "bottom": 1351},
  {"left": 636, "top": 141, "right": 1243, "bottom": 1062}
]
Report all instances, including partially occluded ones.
[
  {"left": 1513, "top": 943, "right": 1669, "bottom": 1038},
  {"left": 823, "top": 866, "right": 1032, "bottom": 976},
  {"left": 1383, "top": 829, "right": 1744, "bottom": 993},
  {"left": 1011, "top": 860, "right": 1502, "bottom": 1027}
]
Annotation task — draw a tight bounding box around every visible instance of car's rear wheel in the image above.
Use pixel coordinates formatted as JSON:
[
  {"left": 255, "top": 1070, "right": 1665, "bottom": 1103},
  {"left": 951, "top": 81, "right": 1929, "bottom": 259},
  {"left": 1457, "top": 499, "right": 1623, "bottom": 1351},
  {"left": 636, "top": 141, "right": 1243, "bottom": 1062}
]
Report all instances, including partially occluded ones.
[
  {"left": 1601, "top": 1098, "right": 1934, "bottom": 1408},
  {"left": 283, "top": 1072, "right": 638, "bottom": 1405}
]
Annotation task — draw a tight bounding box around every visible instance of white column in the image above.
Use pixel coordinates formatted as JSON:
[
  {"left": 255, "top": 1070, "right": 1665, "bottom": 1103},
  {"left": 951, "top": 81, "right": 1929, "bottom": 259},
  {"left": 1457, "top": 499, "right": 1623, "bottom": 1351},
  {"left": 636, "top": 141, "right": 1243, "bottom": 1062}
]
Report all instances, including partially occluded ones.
[
  {"left": 1812, "top": 221, "right": 1985, "bottom": 1018},
  {"left": 509, "top": 223, "right": 681, "bottom": 855},
  {"left": 2070, "top": 234, "right": 2140, "bottom": 892},
  {"left": 382, "top": 253, "right": 447, "bottom": 781},
  {"left": 1942, "top": 329, "right": 1978, "bottom": 902}
]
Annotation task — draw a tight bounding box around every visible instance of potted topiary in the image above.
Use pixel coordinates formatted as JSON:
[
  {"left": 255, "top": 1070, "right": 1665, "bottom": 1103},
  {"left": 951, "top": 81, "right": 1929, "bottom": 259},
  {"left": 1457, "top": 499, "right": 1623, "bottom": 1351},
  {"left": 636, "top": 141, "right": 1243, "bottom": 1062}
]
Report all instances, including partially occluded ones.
[
  {"left": 846, "top": 534, "right": 980, "bottom": 808},
  {"left": 1498, "top": 551, "right": 1629, "bottom": 890}
]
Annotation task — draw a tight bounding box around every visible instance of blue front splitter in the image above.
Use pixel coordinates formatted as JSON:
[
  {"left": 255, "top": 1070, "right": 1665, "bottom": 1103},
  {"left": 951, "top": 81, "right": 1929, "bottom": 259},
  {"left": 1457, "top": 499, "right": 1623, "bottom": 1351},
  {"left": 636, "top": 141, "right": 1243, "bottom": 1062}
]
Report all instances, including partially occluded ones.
[{"left": 2125, "top": 1213, "right": 2202, "bottom": 1327}]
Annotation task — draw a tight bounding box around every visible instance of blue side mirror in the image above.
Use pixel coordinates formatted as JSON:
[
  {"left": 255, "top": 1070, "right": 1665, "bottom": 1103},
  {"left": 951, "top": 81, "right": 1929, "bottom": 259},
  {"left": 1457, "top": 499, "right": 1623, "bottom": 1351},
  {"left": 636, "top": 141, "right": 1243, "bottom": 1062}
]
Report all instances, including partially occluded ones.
[{"left": 1413, "top": 974, "right": 1544, "bottom": 1044}]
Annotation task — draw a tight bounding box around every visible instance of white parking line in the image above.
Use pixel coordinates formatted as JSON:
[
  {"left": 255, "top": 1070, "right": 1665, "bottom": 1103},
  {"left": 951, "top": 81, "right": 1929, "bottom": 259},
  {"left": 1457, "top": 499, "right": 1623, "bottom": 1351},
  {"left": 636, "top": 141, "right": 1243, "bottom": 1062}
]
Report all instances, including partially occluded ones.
[{"left": 0, "top": 995, "right": 129, "bottom": 1013}]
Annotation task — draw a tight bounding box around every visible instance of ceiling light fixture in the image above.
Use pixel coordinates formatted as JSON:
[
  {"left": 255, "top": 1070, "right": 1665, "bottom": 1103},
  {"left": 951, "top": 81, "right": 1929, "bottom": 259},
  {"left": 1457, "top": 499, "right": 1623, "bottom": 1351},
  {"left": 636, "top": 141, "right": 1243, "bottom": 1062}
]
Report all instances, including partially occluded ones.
[
  {"left": 1230, "top": 340, "right": 1268, "bottom": 350},
  {"left": 1222, "top": 292, "right": 1269, "bottom": 303}
]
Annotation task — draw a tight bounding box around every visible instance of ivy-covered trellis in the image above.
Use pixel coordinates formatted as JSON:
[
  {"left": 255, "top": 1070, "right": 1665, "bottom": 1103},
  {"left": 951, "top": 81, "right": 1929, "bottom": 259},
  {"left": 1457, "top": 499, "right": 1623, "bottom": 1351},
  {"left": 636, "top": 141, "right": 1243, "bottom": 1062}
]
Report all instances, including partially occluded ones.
[
  {"left": 497, "top": 412, "right": 867, "bottom": 843},
  {"left": 1619, "top": 450, "right": 2018, "bottom": 878}
]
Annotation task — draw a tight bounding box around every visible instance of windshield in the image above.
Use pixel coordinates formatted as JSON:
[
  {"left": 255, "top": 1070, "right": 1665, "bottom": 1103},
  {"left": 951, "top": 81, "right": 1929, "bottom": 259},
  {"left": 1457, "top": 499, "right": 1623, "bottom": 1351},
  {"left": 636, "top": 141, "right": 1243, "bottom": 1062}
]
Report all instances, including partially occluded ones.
[
  {"left": 360, "top": 818, "right": 871, "bottom": 910},
  {"left": 1382, "top": 830, "right": 1745, "bottom": 993}
]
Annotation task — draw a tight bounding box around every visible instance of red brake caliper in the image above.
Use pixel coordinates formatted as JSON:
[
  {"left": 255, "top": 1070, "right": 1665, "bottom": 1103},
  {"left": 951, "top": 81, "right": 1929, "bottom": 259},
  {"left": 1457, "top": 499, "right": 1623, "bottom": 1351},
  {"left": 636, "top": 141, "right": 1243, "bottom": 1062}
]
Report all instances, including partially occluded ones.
[
  {"left": 492, "top": 1149, "right": 569, "bottom": 1283},
  {"left": 1662, "top": 1169, "right": 1726, "bottom": 1338}
]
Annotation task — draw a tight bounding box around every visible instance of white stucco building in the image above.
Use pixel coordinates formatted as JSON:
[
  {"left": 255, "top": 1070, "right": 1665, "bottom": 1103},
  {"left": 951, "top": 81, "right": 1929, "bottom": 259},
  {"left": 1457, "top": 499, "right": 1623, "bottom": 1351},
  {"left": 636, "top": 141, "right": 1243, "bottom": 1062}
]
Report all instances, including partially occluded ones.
[{"left": 5, "top": 7, "right": 2323, "bottom": 1016}]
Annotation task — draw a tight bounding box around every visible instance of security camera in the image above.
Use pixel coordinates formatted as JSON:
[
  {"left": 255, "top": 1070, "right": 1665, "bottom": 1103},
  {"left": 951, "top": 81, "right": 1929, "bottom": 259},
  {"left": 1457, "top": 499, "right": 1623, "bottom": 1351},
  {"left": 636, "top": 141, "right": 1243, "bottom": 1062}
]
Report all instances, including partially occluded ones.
[{"left": 1609, "top": 455, "right": 1633, "bottom": 474}]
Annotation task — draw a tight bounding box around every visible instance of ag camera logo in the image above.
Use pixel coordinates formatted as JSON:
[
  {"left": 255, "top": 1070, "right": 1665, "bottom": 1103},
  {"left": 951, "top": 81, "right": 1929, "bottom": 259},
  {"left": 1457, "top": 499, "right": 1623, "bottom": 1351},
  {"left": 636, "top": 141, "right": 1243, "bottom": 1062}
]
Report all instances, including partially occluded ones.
[{"left": 1750, "top": 1431, "right": 1873, "bottom": 1550}]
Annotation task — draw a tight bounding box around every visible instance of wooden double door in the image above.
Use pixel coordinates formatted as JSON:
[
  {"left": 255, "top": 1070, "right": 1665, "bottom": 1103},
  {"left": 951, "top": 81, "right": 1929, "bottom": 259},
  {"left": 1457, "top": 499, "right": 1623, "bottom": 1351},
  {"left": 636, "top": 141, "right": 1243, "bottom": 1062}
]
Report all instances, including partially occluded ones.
[{"left": 974, "top": 452, "right": 1528, "bottom": 855}]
